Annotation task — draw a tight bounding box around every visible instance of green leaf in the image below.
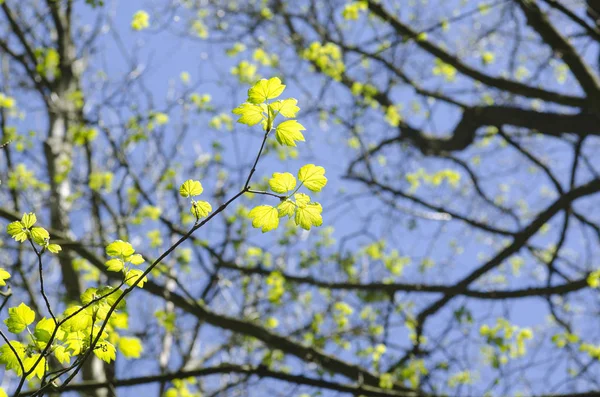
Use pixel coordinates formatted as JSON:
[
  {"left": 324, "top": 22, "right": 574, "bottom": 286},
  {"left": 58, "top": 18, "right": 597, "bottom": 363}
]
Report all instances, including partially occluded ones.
[
  {"left": 0, "top": 341, "right": 26, "bottom": 375},
  {"left": 94, "top": 341, "right": 116, "bottom": 363},
  {"left": 127, "top": 254, "right": 145, "bottom": 265},
  {"left": 34, "top": 317, "right": 63, "bottom": 343},
  {"left": 248, "top": 205, "right": 279, "bottom": 233},
  {"left": 53, "top": 345, "right": 71, "bottom": 364},
  {"left": 270, "top": 98, "right": 299, "bottom": 118},
  {"left": 277, "top": 200, "right": 296, "bottom": 218},
  {"left": 61, "top": 305, "right": 92, "bottom": 331},
  {"left": 125, "top": 269, "right": 147, "bottom": 288},
  {"left": 0, "top": 268, "right": 11, "bottom": 286},
  {"left": 105, "top": 258, "right": 124, "bottom": 272},
  {"left": 23, "top": 354, "right": 46, "bottom": 380},
  {"left": 269, "top": 172, "right": 297, "bottom": 194},
  {"left": 131, "top": 10, "right": 149, "bottom": 31},
  {"left": 232, "top": 103, "right": 265, "bottom": 126},
  {"left": 294, "top": 192, "right": 311, "bottom": 207},
  {"left": 5, "top": 303, "right": 35, "bottom": 334},
  {"left": 6, "top": 221, "right": 27, "bottom": 242},
  {"left": 179, "top": 180, "right": 203, "bottom": 197},
  {"left": 295, "top": 202, "right": 323, "bottom": 230},
  {"left": 118, "top": 337, "right": 143, "bottom": 358},
  {"left": 98, "top": 286, "right": 126, "bottom": 310},
  {"left": 191, "top": 200, "right": 212, "bottom": 219},
  {"left": 30, "top": 227, "right": 49, "bottom": 244},
  {"left": 298, "top": 164, "right": 327, "bottom": 192},
  {"left": 247, "top": 77, "right": 285, "bottom": 104},
  {"left": 81, "top": 287, "right": 99, "bottom": 305},
  {"left": 21, "top": 213, "right": 36, "bottom": 228},
  {"left": 106, "top": 240, "right": 135, "bottom": 257},
  {"left": 275, "top": 120, "right": 305, "bottom": 147},
  {"left": 47, "top": 244, "right": 62, "bottom": 254}
]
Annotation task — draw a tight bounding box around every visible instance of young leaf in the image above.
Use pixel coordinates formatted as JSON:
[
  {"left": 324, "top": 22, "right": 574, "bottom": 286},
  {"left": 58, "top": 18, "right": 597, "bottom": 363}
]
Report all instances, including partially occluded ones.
[
  {"left": 0, "top": 268, "right": 11, "bottom": 286},
  {"left": 125, "top": 269, "right": 148, "bottom": 288},
  {"left": 128, "top": 254, "right": 145, "bottom": 265},
  {"left": 131, "top": 10, "right": 150, "bottom": 31},
  {"left": 80, "top": 287, "right": 98, "bottom": 305},
  {"left": 277, "top": 200, "right": 296, "bottom": 218},
  {"left": 298, "top": 164, "right": 327, "bottom": 192},
  {"left": 21, "top": 213, "right": 36, "bottom": 228},
  {"left": 118, "top": 337, "right": 143, "bottom": 358},
  {"left": 94, "top": 341, "right": 116, "bottom": 363},
  {"left": 62, "top": 306, "right": 93, "bottom": 331},
  {"left": 105, "top": 258, "right": 124, "bottom": 272},
  {"left": 47, "top": 244, "right": 62, "bottom": 254},
  {"left": 270, "top": 98, "right": 299, "bottom": 118},
  {"left": 295, "top": 202, "right": 323, "bottom": 230},
  {"left": 232, "top": 103, "right": 265, "bottom": 126},
  {"left": 7, "top": 221, "right": 27, "bottom": 242},
  {"left": 5, "top": 303, "right": 35, "bottom": 334},
  {"left": 248, "top": 205, "right": 279, "bottom": 232},
  {"left": 30, "top": 227, "right": 49, "bottom": 244},
  {"left": 0, "top": 341, "right": 26, "bottom": 375},
  {"left": 191, "top": 200, "right": 212, "bottom": 219},
  {"left": 179, "top": 180, "right": 203, "bottom": 197},
  {"left": 275, "top": 120, "right": 305, "bottom": 147},
  {"left": 294, "top": 192, "right": 311, "bottom": 207},
  {"left": 23, "top": 354, "right": 46, "bottom": 380},
  {"left": 53, "top": 346, "right": 71, "bottom": 364},
  {"left": 106, "top": 240, "right": 135, "bottom": 257},
  {"left": 247, "top": 77, "right": 285, "bottom": 104},
  {"left": 269, "top": 172, "right": 297, "bottom": 194},
  {"left": 35, "top": 317, "right": 64, "bottom": 342}
]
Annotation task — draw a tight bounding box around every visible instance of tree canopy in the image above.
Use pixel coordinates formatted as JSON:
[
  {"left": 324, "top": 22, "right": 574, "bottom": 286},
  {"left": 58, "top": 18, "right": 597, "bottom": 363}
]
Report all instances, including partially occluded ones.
[{"left": 1, "top": 0, "right": 600, "bottom": 396}]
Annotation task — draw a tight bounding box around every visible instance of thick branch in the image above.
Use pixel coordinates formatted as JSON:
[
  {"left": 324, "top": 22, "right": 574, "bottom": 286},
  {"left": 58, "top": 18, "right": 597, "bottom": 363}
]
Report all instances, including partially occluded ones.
[
  {"left": 365, "top": 0, "right": 587, "bottom": 108},
  {"left": 20, "top": 364, "right": 417, "bottom": 397}
]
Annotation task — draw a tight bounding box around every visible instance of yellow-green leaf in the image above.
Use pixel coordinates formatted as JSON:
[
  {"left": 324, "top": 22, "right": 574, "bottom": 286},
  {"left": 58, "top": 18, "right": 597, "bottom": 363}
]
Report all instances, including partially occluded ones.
[
  {"left": 179, "top": 180, "right": 203, "bottom": 197},
  {"left": 30, "top": 227, "right": 49, "bottom": 244},
  {"left": 5, "top": 303, "right": 35, "bottom": 334},
  {"left": 61, "top": 306, "right": 92, "bottom": 331},
  {"left": 125, "top": 269, "right": 147, "bottom": 288},
  {"left": 0, "top": 268, "right": 10, "bottom": 286},
  {"left": 248, "top": 205, "right": 279, "bottom": 233},
  {"left": 294, "top": 192, "right": 311, "bottom": 207},
  {"left": 275, "top": 120, "right": 305, "bottom": 147},
  {"left": 21, "top": 213, "right": 36, "bottom": 228},
  {"left": 23, "top": 354, "right": 46, "bottom": 380},
  {"left": 6, "top": 221, "right": 27, "bottom": 242},
  {"left": 295, "top": 202, "right": 323, "bottom": 230},
  {"left": 53, "top": 345, "right": 71, "bottom": 364},
  {"left": 298, "top": 164, "right": 327, "bottom": 192},
  {"left": 47, "top": 244, "right": 62, "bottom": 254},
  {"left": 0, "top": 341, "right": 26, "bottom": 375},
  {"left": 35, "top": 317, "right": 63, "bottom": 342},
  {"left": 247, "top": 77, "right": 286, "bottom": 104},
  {"left": 106, "top": 240, "right": 135, "bottom": 257},
  {"left": 191, "top": 200, "right": 212, "bottom": 219},
  {"left": 131, "top": 10, "right": 149, "bottom": 31},
  {"left": 232, "top": 103, "right": 265, "bottom": 126},
  {"left": 118, "top": 337, "right": 143, "bottom": 358},
  {"left": 128, "top": 254, "right": 145, "bottom": 265},
  {"left": 269, "top": 172, "right": 297, "bottom": 194},
  {"left": 277, "top": 200, "right": 296, "bottom": 218},
  {"left": 105, "top": 258, "right": 124, "bottom": 272},
  {"left": 270, "top": 98, "right": 299, "bottom": 118},
  {"left": 94, "top": 341, "right": 116, "bottom": 363}
]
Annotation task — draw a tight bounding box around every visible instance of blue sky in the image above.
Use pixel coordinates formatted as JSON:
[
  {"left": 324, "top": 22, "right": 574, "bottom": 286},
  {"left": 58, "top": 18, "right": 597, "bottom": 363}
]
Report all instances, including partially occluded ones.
[{"left": 2, "top": 0, "right": 600, "bottom": 395}]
